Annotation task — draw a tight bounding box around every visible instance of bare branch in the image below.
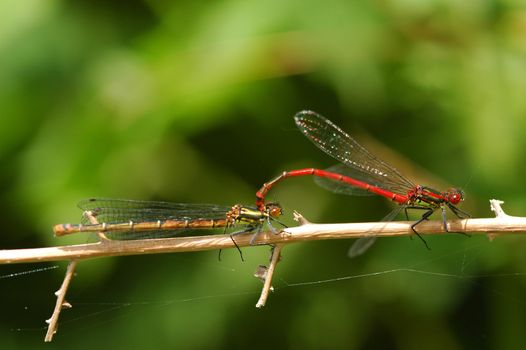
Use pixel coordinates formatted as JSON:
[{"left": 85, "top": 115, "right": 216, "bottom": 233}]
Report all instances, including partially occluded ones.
[
  {"left": 44, "top": 260, "right": 77, "bottom": 342},
  {"left": 1, "top": 199, "right": 525, "bottom": 342},
  {"left": 256, "top": 244, "right": 283, "bottom": 308},
  {"left": 1, "top": 200, "right": 526, "bottom": 265}
]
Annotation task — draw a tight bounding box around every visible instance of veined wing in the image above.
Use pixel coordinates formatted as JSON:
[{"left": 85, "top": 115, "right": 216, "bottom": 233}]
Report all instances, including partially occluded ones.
[
  {"left": 78, "top": 198, "right": 231, "bottom": 225},
  {"left": 295, "top": 111, "right": 415, "bottom": 195}
]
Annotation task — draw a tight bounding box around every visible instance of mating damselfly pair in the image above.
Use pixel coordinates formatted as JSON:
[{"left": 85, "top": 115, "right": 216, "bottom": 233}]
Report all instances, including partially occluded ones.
[{"left": 55, "top": 111, "right": 469, "bottom": 253}]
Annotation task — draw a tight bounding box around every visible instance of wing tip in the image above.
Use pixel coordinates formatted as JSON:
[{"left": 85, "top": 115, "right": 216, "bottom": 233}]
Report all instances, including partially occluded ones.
[{"left": 294, "top": 110, "right": 320, "bottom": 122}]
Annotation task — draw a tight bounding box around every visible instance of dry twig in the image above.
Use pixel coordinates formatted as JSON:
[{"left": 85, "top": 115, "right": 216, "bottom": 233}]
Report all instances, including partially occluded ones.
[
  {"left": 44, "top": 260, "right": 77, "bottom": 342},
  {"left": 1, "top": 199, "right": 525, "bottom": 341},
  {"left": 255, "top": 244, "right": 283, "bottom": 308}
]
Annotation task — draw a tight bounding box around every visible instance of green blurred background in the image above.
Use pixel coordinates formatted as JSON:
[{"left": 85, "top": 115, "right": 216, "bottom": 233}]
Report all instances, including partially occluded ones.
[{"left": 1, "top": 0, "right": 526, "bottom": 349}]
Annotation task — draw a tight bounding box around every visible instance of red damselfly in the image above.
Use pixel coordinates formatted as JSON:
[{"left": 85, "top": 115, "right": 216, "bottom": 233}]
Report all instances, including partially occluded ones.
[
  {"left": 256, "top": 111, "right": 470, "bottom": 255},
  {"left": 54, "top": 198, "right": 284, "bottom": 259}
]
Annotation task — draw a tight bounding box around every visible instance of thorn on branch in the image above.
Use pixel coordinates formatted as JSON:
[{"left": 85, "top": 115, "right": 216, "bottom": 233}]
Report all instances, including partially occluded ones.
[
  {"left": 488, "top": 199, "right": 512, "bottom": 241},
  {"left": 490, "top": 199, "right": 508, "bottom": 219},
  {"left": 293, "top": 211, "right": 310, "bottom": 225}
]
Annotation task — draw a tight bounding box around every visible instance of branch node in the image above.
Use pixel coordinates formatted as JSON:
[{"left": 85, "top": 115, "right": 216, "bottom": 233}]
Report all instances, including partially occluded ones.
[{"left": 253, "top": 265, "right": 274, "bottom": 292}]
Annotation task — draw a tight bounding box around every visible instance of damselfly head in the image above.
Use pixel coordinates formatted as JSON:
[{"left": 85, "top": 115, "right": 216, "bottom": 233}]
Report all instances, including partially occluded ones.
[
  {"left": 265, "top": 202, "right": 282, "bottom": 218},
  {"left": 444, "top": 188, "right": 464, "bottom": 205}
]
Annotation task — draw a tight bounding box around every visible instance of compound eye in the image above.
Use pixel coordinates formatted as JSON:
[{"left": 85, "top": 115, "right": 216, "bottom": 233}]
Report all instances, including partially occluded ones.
[
  {"left": 449, "top": 193, "right": 462, "bottom": 205},
  {"left": 269, "top": 207, "right": 282, "bottom": 217}
]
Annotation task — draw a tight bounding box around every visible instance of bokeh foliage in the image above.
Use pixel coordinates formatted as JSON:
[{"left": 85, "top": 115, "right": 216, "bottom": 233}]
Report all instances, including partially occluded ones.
[{"left": 1, "top": 0, "right": 526, "bottom": 349}]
